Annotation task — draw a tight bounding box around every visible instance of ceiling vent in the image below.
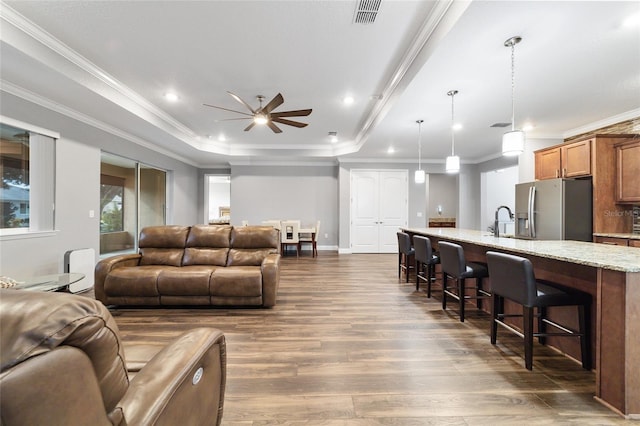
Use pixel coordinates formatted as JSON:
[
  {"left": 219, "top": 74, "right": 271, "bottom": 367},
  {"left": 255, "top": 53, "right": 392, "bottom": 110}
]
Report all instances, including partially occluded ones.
[
  {"left": 490, "top": 122, "right": 511, "bottom": 128},
  {"left": 353, "top": 0, "right": 382, "bottom": 25}
]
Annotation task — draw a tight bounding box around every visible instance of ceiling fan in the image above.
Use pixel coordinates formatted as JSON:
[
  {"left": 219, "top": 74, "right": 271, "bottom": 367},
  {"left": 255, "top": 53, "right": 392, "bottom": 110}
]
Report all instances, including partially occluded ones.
[{"left": 204, "top": 92, "right": 312, "bottom": 133}]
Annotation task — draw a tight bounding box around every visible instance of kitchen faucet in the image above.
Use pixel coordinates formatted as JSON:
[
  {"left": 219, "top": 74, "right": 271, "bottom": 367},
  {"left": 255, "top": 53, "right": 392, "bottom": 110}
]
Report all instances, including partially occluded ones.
[{"left": 494, "top": 205, "right": 514, "bottom": 237}]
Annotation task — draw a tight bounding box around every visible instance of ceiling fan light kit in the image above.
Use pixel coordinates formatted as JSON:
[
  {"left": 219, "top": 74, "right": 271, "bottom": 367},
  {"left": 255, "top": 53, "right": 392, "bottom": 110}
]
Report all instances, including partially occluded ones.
[
  {"left": 502, "top": 35, "right": 525, "bottom": 157},
  {"left": 204, "top": 92, "right": 312, "bottom": 134}
]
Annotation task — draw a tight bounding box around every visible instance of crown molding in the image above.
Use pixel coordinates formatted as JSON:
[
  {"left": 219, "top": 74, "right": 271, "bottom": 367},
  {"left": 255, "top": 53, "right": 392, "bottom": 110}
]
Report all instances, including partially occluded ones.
[
  {"left": 563, "top": 108, "right": 640, "bottom": 138},
  {"left": 1, "top": 80, "right": 199, "bottom": 167}
]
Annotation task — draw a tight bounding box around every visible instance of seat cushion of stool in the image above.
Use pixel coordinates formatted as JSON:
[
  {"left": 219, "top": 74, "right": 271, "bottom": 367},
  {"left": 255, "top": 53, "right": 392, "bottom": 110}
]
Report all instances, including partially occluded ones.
[
  {"left": 532, "top": 280, "right": 590, "bottom": 308},
  {"left": 460, "top": 262, "right": 488, "bottom": 279}
]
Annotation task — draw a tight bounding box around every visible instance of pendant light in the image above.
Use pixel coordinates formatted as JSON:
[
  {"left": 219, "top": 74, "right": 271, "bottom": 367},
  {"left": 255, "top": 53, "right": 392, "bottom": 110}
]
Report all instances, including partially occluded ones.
[
  {"left": 445, "top": 90, "right": 460, "bottom": 173},
  {"left": 502, "top": 36, "right": 525, "bottom": 156},
  {"left": 414, "top": 119, "right": 425, "bottom": 184}
]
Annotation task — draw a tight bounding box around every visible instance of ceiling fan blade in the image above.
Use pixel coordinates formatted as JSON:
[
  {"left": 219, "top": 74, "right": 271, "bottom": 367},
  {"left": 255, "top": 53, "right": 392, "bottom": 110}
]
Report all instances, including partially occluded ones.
[
  {"left": 203, "top": 103, "right": 253, "bottom": 117},
  {"left": 227, "top": 91, "right": 257, "bottom": 114},
  {"left": 244, "top": 122, "right": 256, "bottom": 132},
  {"left": 214, "top": 117, "right": 253, "bottom": 122},
  {"left": 261, "top": 93, "right": 284, "bottom": 114},
  {"left": 267, "top": 121, "right": 283, "bottom": 133},
  {"left": 270, "top": 109, "right": 312, "bottom": 118},
  {"left": 271, "top": 117, "right": 308, "bottom": 128}
]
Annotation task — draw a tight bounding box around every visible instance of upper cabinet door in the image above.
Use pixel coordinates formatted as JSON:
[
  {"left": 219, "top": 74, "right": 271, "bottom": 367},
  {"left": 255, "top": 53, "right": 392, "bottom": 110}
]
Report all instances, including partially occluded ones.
[
  {"left": 561, "top": 139, "right": 592, "bottom": 178},
  {"left": 535, "top": 147, "right": 561, "bottom": 180},
  {"left": 615, "top": 140, "right": 640, "bottom": 203}
]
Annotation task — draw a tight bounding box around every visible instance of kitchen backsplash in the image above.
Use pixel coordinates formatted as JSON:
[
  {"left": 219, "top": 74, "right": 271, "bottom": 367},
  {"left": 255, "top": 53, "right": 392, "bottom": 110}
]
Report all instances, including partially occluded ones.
[{"left": 633, "top": 206, "right": 640, "bottom": 235}]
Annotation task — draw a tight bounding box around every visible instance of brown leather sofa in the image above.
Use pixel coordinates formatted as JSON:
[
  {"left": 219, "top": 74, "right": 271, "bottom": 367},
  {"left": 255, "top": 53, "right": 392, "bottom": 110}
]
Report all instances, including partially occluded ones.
[
  {"left": 95, "top": 225, "right": 281, "bottom": 307},
  {"left": 0, "top": 289, "right": 226, "bottom": 426}
]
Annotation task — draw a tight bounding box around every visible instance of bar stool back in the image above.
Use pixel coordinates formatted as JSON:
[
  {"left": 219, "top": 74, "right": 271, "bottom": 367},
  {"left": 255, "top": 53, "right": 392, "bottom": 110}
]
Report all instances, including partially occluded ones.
[
  {"left": 486, "top": 251, "right": 591, "bottom": 371},
  {"left": 413, "top": 235, "right": 440, "bottom": 296},
  {"left": 439, "top": 241, "right": 489, "bottom": 322},
  {"left": 396, "top": 232, "right": 415, "bottom": 283}
]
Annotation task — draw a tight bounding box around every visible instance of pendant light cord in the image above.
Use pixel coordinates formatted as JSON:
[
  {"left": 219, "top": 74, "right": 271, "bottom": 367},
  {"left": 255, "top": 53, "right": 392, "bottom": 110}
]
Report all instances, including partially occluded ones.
[
  {"left": 416, "top": 120, "right": 423, "bottom": 171},
  {"left": 450, "top": 92, "right": 455, "bottom": 156},
  {"left": 510, "top": 41, "right": 516, "bottom": 132}
]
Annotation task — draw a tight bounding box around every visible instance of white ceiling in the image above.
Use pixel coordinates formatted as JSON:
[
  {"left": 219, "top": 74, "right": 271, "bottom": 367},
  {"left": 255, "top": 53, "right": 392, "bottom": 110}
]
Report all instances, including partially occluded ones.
[{"left": 1, "top": 1, "right": 639, "bottom": 167}]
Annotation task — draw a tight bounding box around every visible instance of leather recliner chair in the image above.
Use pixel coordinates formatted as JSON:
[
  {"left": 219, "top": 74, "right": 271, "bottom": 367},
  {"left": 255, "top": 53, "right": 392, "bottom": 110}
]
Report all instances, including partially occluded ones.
[{"left": 0, "top": 289, "right": 226, "bottom": 425}]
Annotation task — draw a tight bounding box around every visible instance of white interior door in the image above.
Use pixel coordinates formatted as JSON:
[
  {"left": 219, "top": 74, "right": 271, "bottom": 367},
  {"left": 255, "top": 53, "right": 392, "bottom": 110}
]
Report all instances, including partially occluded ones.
[{"left": 351, "top": 170, "right": 408, "bottom": 253}]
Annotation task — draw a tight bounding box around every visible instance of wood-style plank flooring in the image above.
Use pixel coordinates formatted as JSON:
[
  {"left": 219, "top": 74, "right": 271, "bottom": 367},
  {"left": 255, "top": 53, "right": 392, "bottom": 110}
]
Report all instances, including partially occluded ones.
[{"left": 110, "top": 253, "right": 631, "bottom": 425}]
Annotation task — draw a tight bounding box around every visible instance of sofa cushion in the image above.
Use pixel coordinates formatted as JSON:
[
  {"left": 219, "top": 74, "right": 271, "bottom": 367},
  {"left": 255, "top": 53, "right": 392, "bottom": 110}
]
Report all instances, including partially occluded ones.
[
  {"left": 183, "top": 248, "right": 228, "bottom": 267},
  {"left": 139, "top": 248, "right": 184, "bottom": 267},
  {"left": 186, "top": 225, "right": 231, "bottom": 248},
  {"left": 210, "top": 267, "right": 262, "bottom": 297},
  {"left": 104, "top": 266, "right": 171, "bottom": 296},
  {"left": 230, "top": 226, "right": 279, "bottom": 249},
  {"left": 157, "top": 266, "right": 217, "bottom": 296},
  {"left": 227, "top": 249, "right": 277, "bottom": 266},
  {"left": 139, "top": 226, "right": 189, "bottom": 248}
]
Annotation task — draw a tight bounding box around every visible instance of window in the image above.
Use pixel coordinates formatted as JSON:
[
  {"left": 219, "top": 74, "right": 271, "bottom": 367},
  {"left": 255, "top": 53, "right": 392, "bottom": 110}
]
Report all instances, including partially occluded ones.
[
  {"left": 0, "top": 121, "right": 55, "bottom": 234},
  {"left": 100, "top": 153, "right": 167, "bottom": 255}
]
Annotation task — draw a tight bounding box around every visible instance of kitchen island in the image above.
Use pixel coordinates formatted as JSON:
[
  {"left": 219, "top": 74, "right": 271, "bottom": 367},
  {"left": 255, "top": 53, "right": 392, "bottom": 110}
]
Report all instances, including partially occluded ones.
[{"left": 402, "top": 227, "right": 640, "bottom": 418}]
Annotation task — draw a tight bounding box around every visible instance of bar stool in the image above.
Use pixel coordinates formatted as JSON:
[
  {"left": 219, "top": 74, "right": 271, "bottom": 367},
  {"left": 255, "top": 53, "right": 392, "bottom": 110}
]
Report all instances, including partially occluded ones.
[
  {"left": 486, "top": 251, "right": 591, "bottom": 371},
  {"left": 413, "top": 235, "right": 440, "bottom": 297},
  {"left": 396, "top": 232, "right": 414, "bottom": 283},
  {"left": 439, "top": 241, "right": 490, "bottom": 322}
]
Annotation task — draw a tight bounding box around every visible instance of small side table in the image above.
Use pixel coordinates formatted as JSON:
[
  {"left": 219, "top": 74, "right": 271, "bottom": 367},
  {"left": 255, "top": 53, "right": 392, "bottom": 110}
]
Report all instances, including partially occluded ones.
[{"left": 12, "top": 273, "right": 85, "bottom": 292}]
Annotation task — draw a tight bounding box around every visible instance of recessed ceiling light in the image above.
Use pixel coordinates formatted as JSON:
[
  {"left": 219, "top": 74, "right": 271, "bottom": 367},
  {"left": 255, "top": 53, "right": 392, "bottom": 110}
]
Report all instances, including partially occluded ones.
[
  {"left": 522, "top": 123, "right": 534, "bottom": 132},
  {"left": 452, "top": 123, "right": 463, "bottom": 131},
  {"left": 218, "top": 134, "right": 226, "bottom": 142},
  {"left": 623, "top": 12, "right": 640, "bottom": 28},
  {"left": 343, "top": 96, "right": 355, "bottom": 105},
  {"left": 387, "top": 146, "right": 395, "bottom": 154},
  {"left": 164, "top": 92, "right": 179, "bottom": 102},
  {"left": 328, "top": 131, "right": 338, "bottom": 143}
]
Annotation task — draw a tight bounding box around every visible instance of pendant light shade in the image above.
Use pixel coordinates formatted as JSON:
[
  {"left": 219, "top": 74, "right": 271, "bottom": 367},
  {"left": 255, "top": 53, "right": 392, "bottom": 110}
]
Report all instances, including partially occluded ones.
[
  {"left": 502, "top": 36, "right": 525, "bottom": 157},
  {"left": 414, "top": 119, "right": 425, "bottom": 183},
  {"left": 502, "top": 130, "right": 525, "bottom": 156},
  {"left": 446, "top": 90, "right": 460, "bottom": 174},
  {"left": 445, "top": 155, "right": 460, "bottom": 173}
]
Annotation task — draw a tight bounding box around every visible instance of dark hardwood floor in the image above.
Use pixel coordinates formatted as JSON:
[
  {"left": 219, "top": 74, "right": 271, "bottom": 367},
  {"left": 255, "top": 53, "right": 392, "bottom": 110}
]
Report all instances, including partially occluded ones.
[{"left": 110, "top": 252, "right": 631, "bottom": 425}]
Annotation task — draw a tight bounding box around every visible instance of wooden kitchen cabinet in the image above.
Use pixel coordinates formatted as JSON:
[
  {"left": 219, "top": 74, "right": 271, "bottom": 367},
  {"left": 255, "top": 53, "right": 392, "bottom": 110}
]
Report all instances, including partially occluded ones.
[
  {"left": 594, "top": 236, "right": 629, "bottom": 246},
  {"left": 535, "top": 139, "right": 591, "bottom": 180},
  {"left": 535, "top": 147, "right": 561, "bottom": 180},
  {"left": 629, "top": 239, "right": 640, "bottom": 248},
  {"left": 615, "top": 139, "right": 640, "bottom": 203}
]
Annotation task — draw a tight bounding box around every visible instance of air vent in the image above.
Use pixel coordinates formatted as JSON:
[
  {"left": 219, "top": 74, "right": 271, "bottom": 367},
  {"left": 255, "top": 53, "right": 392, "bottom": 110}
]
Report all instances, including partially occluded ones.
[
  {"left": 353, "top": 0, "right": 382, "bottom": 25},
  {"left": 490, "top": 122, "right": 511, "bottom": 128}
]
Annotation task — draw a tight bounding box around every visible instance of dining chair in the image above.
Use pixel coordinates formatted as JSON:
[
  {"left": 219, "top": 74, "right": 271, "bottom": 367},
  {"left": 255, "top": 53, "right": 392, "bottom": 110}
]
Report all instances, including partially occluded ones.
[
  {"left": 299, "top": 220, "right": 320, "bottom": 257},
  {"left": 261, "top": 220, "right": 281, "bottom": 231},
  {"left": 280, "top": 220, "right": 300, "bottom": 257}
]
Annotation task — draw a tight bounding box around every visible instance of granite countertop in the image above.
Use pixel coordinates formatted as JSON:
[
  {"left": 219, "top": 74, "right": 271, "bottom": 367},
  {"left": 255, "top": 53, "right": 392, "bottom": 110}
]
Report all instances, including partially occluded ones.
[
  {"left": 402, "top": 227, "right": 640, "bottom": 273},
  {"left": 593, "top": 232, "right": 640, "bottom": 240}
]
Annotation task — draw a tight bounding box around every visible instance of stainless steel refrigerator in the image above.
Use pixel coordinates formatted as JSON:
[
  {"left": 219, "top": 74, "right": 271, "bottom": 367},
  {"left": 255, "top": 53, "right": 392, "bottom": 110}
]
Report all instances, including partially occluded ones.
[{"left": 515, "top": 178, "right": 592, "bottom": 241}]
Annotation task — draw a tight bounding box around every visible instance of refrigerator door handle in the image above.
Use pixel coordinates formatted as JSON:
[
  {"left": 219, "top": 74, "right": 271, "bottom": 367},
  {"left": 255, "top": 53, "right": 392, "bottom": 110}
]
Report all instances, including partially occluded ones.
[{"left": 530, "top": 186, "right": 536, "bottom": 238}]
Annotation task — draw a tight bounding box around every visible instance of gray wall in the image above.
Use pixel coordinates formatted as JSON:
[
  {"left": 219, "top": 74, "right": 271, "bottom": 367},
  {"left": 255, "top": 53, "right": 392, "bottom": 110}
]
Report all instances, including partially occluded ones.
[
  {"left": 0, "top": 93, "right": 200, "bottom": 279},
  {"left": 229, "top": 165, "right": 339, "bottom": 248}
]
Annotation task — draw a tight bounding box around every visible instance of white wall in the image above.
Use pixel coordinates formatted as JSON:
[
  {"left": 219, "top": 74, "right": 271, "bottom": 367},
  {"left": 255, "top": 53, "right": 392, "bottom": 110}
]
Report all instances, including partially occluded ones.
[
  {"left": 481, "top": 165, "right": 518, "bottom": 233},
  {"left": 230, "top": 165, "right": 338, "bottom": 248}
]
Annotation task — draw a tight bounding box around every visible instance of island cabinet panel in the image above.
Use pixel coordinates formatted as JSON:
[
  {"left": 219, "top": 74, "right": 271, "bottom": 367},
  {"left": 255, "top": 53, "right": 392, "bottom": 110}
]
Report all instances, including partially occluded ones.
[
  {"left": 615, "top": 139, "right": 640, "bottom": 203},
  {"left": 629, "top": 239, "right": 640, "bottom": 248}
]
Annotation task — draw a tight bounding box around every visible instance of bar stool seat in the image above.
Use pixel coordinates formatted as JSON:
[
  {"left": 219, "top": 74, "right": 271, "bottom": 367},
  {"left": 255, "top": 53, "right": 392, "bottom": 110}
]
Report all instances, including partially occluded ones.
[
  {"left": 439, "top": 241, "right": 490, "bottom": 322},
  {"left": 397, "top": 232, "right": 415, "bottom": 283},
  {"left": 486, "top": 251, "right": 591, "bottom": 371},
  {"left": 413, "top": 235, "right": 440, "bottom": 297}
]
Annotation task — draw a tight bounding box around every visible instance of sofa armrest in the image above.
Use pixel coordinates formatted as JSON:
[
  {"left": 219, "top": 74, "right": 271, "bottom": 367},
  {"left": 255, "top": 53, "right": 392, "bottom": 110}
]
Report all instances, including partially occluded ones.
[
  {"left": 261, "top": 253, "right": 281, "bottom": 307},
  {"left": 94, "top": 254, "right": 141, "bottom": 303},
  {"left": 118, "top": 328, "right": 226, "bottom": 426}
]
